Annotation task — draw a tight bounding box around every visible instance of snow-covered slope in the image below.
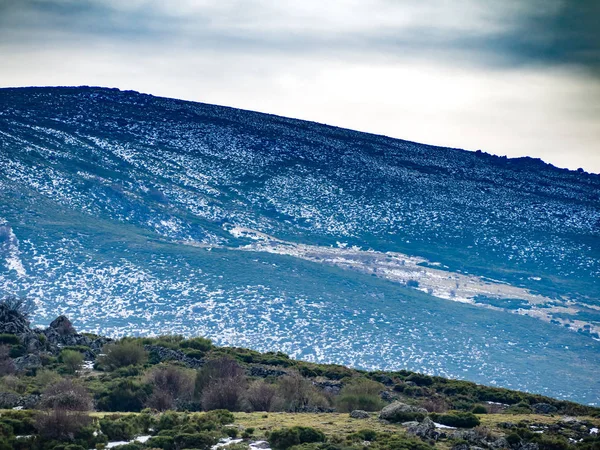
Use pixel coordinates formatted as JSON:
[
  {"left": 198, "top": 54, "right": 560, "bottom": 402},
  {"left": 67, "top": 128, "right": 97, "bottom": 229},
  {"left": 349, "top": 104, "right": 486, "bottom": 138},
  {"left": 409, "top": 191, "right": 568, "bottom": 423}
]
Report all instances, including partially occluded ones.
[{"left": 1, "top": 86, "right": 599, "bottom": 404}]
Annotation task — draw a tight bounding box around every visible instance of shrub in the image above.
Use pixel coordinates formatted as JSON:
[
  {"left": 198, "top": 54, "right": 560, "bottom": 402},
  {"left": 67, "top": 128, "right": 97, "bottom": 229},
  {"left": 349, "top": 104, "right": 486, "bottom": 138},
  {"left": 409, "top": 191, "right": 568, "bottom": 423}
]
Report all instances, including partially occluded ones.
[
  {"left": 429, "top": 412, "right": 480, "bottom": 428},
  {"left": 98, "top": 341, "right": 148, "bottom": 370},
  {"left": 60, "top": 349, "right": 84, "bottom": 374},
  {"left": 173, "top": 431, "right": 219, "bottom": 449},
  {"left": 100, "top": 416, "right": 137, "bottom": 440},
  {"left": 145, "top": 364, "right": 195, "bottom": 411},
  {"left": 180, "top": 337, "right": 212, "bottom": 352},
  {"left": 336, "top": 379, "right": 384, "bottom": 412},
  {"left": 353, "top": 429, "right": 377, "bottom": 441},
  {"left": 201, "top": 377, "right": 245, "bottom": 411},
  {"left": 0, "top": 334, "right": 20, "bottom": 345},
  {"left": 146, "top": 435, "right": 174, "bottom": 450},
  {"left": 276, "top": 372, "right": 330, "bottom": 412},
  {"left": 34, "top": 409, "right": 92, "bottom": 441},
  {"left": 472, "top": 404, "right": 488, "bottom": 414},
  {"left": 406, "top": 373, "right": 434, "bottom": 386},
  {"left": 40, "top": 379, "right": 93, "bottom": 411},
  {"left": 269, "top": 426, "right": 326, "bottom": 449},
  {"left": 96, "top": 379, "right": 151, "bottom": 412},
  {"left": 246, "top": 379, "right": 278, "bottom": 412}
]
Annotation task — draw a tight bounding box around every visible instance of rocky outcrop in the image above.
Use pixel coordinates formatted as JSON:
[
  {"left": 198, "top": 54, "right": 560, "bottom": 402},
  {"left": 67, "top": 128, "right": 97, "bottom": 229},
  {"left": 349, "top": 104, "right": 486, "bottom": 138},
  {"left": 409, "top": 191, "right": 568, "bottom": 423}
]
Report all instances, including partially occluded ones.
[
  {"left": 0, "top": 392, "right": 40, "bottom": 409},
  {"left": 13, "top": 354, "right": 42, "bottom": 372},
  {"left": 144, "top": 345, "right": 204, "bottom": 369},
  {"left": 350, "top": 410, "right": 370, "bottom": 419},
  {"left": 48, "top": 315, "right": 76, "bottom": 336},
  {"left": 379, "top": 401, "right": 428, "bottom": 420},
  {"left": 406, "top": 417, "right": 443, "bottom": 440},
  {"left": 247, "top": 365, "right": 287, "bottom": 378}
]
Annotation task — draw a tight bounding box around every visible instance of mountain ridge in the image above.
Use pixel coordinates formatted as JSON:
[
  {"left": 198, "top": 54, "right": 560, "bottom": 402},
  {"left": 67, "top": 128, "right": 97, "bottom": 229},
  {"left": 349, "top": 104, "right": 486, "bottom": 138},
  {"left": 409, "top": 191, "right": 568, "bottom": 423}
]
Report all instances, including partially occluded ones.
[{"left": 0, "top": 86, "right": 599, "bottom": 404}]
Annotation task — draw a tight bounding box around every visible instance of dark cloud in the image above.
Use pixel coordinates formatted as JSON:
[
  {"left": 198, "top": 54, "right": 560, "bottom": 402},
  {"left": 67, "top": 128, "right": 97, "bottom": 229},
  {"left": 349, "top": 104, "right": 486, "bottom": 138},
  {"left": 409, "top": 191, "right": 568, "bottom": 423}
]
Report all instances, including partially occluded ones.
[{"left": 0, "top": 0, "right": 598, "bottom": 75}]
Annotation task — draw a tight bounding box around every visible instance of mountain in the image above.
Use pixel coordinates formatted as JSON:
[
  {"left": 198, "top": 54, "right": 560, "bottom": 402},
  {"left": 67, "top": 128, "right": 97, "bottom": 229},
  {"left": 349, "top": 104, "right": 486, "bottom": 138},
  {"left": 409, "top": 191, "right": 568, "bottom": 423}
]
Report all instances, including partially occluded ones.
[{"left": 0, "top": 86, "right": 599, "bottom": 404}]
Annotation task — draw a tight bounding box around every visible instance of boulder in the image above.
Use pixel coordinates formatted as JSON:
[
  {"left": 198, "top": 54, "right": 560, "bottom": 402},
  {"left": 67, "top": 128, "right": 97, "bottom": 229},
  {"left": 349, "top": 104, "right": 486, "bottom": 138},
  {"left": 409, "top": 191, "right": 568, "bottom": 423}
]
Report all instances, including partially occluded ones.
[
  {"left": 407, "top": 417, "right": 440, "bottom": 440},
  {"left": 379, "top": 401, "right": 428, "bottom": 420},
  {"left": 532, "top": 403, "right": 558, "bottom": 414},
  {"left": 13, "top": 354, "right": 42, "bottom": 372},
  {"left": 48, "top": 315, "right": 76, "bottom": 336},
  {"left": 350, "top": 410, "right": 370, "bottom": 419},
  {"left": 451, "top": 444, "right": 469, "bottom": 450}
]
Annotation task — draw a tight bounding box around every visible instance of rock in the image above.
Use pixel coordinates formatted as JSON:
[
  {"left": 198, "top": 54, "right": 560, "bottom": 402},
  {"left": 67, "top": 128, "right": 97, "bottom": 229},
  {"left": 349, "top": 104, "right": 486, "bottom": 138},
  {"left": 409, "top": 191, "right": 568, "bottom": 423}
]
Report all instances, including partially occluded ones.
[
  {"left": 350, "top": 410, "right": 370, "bottom": 419},
  {"left": 532, "top": 403, "right": 558, "bottom": 414},
  {"left": 379, "top": 401, "right": 427, "bottom": 420},
  {"left": 380, "top": 390, "right": 396, "bottom": 401},
  {"left": 518, "top": 444, "right": 539, "bottom": 450},
  {"left": 0, "top": 303, "right": 32, "bottom": 335},
  {"left": 13, "top": 354, "right": 42, "bottom": 372},
  {"left": 144, "top": 345, "right": 204, "bottom": 369},
  {"left": 48, "top": 315, "right": 76, "bottom": 335},
  {"left": 490, "top": 437, "right": 509, "bottom": 449},
  {"left": 0, "top": 392, "right": 39, "bottom": 409},
  {"left": 451, "top": 444, "right": 469, "bottom": 450},
  {"left": 248, "top": 365, "right": 287, "bottom": 378},
  {"left": 373, "top": 375, "right": 395, "bottom": 386},
  {"left": 401, "top": 421, "right": 420, "bottom": 427},
  {"left": 313, "top": 379, "right": 343, "bottom": 395},
  {"left": 407, "top": 417, "right": 440, "bottom": 440}
]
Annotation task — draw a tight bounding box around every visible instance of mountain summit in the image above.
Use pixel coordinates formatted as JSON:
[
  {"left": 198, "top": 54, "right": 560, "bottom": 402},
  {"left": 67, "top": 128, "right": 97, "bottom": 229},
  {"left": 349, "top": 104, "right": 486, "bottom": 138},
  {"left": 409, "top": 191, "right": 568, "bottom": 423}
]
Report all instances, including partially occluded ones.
[{"left": 0, "top": 86, "right": 599, "bottom": 404}]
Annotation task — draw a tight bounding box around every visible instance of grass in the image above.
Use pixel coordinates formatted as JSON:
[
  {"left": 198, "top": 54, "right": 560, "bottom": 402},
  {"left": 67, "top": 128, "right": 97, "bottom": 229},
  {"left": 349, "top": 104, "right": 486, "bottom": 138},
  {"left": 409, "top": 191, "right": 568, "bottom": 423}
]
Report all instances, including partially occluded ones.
[{"left": 232, "top": 412, "right": 401, "bottom": 439}]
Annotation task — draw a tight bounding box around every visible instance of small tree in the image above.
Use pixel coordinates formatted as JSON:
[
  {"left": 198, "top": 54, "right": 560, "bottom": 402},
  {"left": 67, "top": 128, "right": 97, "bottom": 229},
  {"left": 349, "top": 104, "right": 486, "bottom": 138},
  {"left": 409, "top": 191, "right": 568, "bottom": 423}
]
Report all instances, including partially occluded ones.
[
  {"left": 246, "top": 379, "right": 278, "bottom": 412},
  {"left": 40, "top": 379, "right": 93, "bottom": 411},
  {"left": 98, "top": 341, "right": 148, "bottom": 370},
  {"left": 336, "top": 378, "right": 384, "bottom": 412},
  {"left": 60, "top": 349, "right": 84, "bottom": 374},
  {"left": 144, "top": 364, "right": 195, "bottom": 411}
]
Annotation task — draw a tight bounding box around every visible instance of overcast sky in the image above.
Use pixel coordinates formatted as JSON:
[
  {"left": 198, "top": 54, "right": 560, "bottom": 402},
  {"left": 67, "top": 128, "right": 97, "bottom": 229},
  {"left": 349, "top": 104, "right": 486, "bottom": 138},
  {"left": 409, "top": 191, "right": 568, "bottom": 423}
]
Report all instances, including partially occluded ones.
[{"left": 1, "top": 0, "right": 599, "bottom": 172}]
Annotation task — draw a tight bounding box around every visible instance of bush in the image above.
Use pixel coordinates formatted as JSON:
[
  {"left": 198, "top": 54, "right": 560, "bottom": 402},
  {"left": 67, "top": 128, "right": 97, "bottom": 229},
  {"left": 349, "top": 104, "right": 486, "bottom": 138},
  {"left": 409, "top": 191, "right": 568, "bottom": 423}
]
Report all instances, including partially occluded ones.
[
  {"left": 406, "top": 373, "right": 434, "bottom": 386},
  {"left": 336, "top": 379, "right": 384, "bottom": 412},
  {"left": 40, "top": 379, "right": 93, "bottom": 411},
  {"left": 145, "top": 364, "right": 195, "bottom": 411},
  {"left": 269, "top": 426, "right": 326, "bottom": 449},
  {"left": 429, "top": 412, "right": 480, "bottom": 428},
  {"left": 60, "top": 349, "right": 84, "bottom": 374},
  {"left": 96, "top": 379, "right": 151, "bottom": 412},
  {"left": 0, "top": 345, "right": 15, "bottom": 376},
  {"left": 173, "top": 431, "right": 219, "bottom": 449},
  {"left": 472, "top": 404, "right": 488, "bottom": 414},
  {"left": 246, "top": 379, "right": 278, "bottom": 412},
  {"left": 100, "top": 416, "right": 137, "bottom": 441},
  {"left": 146, "top": 435, "right": 174, "bottom": 450},
  {"left": 201, "top": 378, "right": 245, "bottom": 411},
  {"left": 34, "top": 409, "right": 91, "bottom": 440},
  {"left": 276, "top": 372, "right": 330, "bottom": 412},
  {"left": 180, "top": 337, "right": 212, "bottom": 352},
  {"left": 0, "top": 334, "right": 20, "bottom": 345},
  {"left": 98, "top": 341, "right": 148, "bottom": 370}
]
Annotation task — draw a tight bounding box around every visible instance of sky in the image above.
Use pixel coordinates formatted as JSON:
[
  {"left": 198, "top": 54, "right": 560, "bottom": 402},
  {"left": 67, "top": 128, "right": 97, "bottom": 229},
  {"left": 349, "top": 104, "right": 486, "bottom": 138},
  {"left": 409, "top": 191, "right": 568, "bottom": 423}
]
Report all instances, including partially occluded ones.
[{"left": 1, "top": 0, "right": 599, "bottom": 173}]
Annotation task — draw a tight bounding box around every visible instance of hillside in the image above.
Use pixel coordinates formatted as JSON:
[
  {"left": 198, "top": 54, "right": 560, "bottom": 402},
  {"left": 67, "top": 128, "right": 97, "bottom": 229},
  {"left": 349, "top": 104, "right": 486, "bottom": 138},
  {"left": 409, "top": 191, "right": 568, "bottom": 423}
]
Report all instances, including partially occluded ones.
[
  {"left": 0, "top": 303, "right": 598, "bottom": 450},
  {"left": 0, "top": 86, "right": 599, "bottom": 404}
]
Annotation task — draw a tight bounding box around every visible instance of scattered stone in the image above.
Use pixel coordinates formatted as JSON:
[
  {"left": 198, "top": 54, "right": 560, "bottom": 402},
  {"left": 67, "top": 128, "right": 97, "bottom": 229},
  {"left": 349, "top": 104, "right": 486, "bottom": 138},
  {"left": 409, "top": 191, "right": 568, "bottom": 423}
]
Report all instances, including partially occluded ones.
[{"left": 350, "top": 410, "right": 370, "bottom": 419}]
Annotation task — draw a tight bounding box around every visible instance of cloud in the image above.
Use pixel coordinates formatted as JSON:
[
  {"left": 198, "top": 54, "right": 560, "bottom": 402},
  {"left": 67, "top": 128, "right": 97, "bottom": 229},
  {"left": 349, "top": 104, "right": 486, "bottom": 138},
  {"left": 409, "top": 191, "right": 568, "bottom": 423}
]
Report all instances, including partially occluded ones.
[{"left": 0, "top": 0, "right": 599, "bottom": 172}]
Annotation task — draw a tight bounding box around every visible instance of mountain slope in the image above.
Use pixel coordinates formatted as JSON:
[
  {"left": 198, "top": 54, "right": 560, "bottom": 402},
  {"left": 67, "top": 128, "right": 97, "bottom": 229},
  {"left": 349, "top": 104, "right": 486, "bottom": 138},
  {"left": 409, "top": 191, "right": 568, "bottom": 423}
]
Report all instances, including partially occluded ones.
[{"left": 0, "top": 86, "right": 599, "bottom": 404}]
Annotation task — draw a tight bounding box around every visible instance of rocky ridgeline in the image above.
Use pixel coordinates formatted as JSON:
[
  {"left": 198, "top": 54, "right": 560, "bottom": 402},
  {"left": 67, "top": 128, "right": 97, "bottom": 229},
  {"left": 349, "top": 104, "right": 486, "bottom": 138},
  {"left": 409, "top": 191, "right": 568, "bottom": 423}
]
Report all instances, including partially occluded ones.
[{"left": 0, "top": 303, "right": 111, "bottom": 371}]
